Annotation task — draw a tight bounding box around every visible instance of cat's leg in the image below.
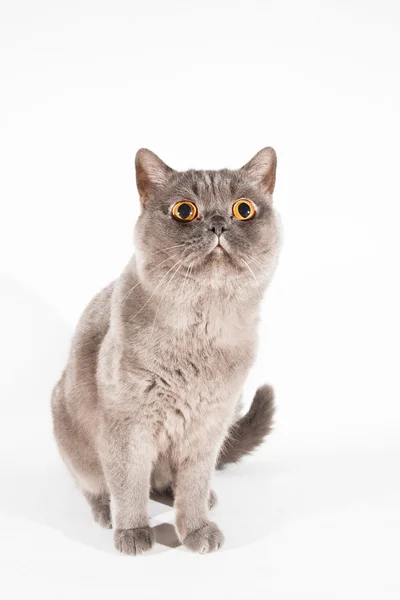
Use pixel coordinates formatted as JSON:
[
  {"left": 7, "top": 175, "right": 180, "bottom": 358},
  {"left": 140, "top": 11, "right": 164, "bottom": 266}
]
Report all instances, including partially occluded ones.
[
  {"left": 151, "top": 456, "right": 217, "bottom": 509},
  {"left": 83, "top": 491, "right": 112, "bottom": 528},
  {"left": 151, "top": 454, "right": 174, "bottom": 495},
  {"left": 52, "top": 381, "right": 113, "bottom": 528},
  {"left": 174, "top": 448, "right": 224, "bottom": 554},
  {"left": 99, "top": 416, "right": 155, "bottom": 556},
  {"left": 208, "top": 489, "right": 218, "bottom": 510}
]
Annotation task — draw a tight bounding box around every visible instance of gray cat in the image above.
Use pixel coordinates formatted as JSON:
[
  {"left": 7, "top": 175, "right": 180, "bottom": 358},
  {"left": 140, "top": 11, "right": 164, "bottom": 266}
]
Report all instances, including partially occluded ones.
[{"left": 51, "top": 147, "right": 281, "bottom": 555}]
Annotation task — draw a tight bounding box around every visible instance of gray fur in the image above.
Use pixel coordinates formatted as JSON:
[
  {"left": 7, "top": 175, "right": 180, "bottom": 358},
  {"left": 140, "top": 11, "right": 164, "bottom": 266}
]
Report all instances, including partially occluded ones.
[{"left": 51, "top": 147, "right": 281, "bottom": 555}]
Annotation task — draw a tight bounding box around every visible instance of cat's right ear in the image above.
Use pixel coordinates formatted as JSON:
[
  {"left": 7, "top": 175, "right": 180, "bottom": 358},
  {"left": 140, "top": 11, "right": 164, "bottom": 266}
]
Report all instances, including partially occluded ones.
[{"left": 135, "top": 149, "right": 174, "bottom": 205}]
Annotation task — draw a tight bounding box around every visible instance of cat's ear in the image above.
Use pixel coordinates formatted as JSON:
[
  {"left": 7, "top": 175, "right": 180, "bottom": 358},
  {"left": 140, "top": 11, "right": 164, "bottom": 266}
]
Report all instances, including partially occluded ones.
[
  {"left": 240, "top": 147, "right": 277, "bottom": 195},
  {"left": 135, "top": 148, "right": 174, "bottom": 205}
]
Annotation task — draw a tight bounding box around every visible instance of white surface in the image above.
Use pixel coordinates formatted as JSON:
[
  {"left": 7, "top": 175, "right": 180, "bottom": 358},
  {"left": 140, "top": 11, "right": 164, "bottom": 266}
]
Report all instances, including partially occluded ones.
[{"left": 0, "top": 0, "right": 399, "bottom": 598}]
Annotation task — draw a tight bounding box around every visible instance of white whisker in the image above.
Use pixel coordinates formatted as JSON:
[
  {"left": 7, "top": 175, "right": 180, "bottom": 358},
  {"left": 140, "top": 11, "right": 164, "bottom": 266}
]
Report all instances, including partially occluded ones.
[
  {"left": 241, "top": 258, "right": 263, "bottom": 301},
  {"left": 151, "top": 262, "right": 183, "bottom": 335},
  {"left": 121, "top": 253, "right": 178, "bottom": 308},
  {"left": 245, "top": 253, "right": 270, "bottom": 277},
  {"left": 127, "top": 258, "right": 183, "bottom": 323},
  {"left": 148, "top": 244, "right": 186, "bottom": 257},
  {"left": 178, "top": 261, "right": 193, "bottom": 300}
]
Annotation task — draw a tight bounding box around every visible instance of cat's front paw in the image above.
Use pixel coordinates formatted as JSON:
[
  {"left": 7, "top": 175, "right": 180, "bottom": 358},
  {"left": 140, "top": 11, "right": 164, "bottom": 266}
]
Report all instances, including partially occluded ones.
[
  {"left": 183, "top": 522, "right": 224, "bottom": 554},
  {"left": 114, "top": 527, "right": 155, "bottom": 556}
]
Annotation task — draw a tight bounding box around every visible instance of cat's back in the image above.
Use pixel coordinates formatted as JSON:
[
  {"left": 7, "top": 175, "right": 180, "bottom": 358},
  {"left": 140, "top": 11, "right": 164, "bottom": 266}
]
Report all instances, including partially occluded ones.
[
  {"left": 51, "top": 281, "right": 115, "bottom": 472},
  {"left": 53, "top": 281, "right": 115, "bottom": 413},
  {"left": 74, "top": 281, "right": 115, "bottom": 348}
]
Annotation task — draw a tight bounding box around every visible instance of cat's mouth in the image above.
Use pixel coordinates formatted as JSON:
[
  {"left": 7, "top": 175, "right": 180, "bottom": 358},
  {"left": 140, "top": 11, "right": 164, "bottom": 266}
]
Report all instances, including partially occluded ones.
[
  {"left": 201, "top": 236, "right": 236, "bottom": 266},
  {"left": 211, "top": 244, "right": 228, "bottom": 258},
  {"left": 212, "top": 237, "right": 229, "bottom": 255}
]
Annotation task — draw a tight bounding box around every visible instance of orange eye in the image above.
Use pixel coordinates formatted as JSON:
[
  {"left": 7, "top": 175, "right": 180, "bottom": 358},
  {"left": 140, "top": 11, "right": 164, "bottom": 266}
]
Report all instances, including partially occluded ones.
[
  {"left": 172, "top": 201, "right": 197, "bottom": 222},
  {"left": 232, "top": 199, "right": 256, "bottom": 221}
]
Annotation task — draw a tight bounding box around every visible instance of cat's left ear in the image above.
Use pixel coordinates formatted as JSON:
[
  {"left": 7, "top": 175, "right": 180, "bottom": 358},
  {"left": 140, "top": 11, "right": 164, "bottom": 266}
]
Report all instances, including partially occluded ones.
[
  {"left": 135, "top": 148, "right": 175, "bottom": 205},
  {"left": 240, "top": 147, "right": 277, "bottom": 195}
]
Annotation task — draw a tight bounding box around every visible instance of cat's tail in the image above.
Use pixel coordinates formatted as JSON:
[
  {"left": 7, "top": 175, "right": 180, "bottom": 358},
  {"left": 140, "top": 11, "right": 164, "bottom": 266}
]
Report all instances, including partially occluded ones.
[{"left": 216, "top": 385, "right": 275, "bottom": 470}]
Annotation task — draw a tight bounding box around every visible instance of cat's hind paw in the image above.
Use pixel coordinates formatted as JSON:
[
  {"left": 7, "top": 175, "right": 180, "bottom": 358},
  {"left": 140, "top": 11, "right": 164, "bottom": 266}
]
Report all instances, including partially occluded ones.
[
  {"left": 92, "top": 502, "right": 112, "bottom": 529},
  {"left": 208, "top": 490, "right": 218, "bottom": 510}
]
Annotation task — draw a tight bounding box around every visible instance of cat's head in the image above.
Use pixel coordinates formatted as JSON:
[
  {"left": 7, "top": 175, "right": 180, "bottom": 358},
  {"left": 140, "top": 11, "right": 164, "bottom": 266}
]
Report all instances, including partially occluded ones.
[{"left": 134, "top": 148, "right": 281, "bottom": 297}]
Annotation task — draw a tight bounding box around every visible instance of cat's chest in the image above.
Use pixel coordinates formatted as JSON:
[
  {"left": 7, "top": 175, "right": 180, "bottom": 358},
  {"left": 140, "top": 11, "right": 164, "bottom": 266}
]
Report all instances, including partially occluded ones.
[
  {"left": 144, "top": 331, "right": 252, "bottom": 414},
  {"left": 151, "top": 346, "right": 246, "bottom": 450},
  {"left": 152, "top": 325, "right": 252, "bottom": 386},
  {"left": 126, "top": 307, "right": 256, "bottom": 420},
  {"left": 128, "top": 326, "right": 254, "bottom": 449}
]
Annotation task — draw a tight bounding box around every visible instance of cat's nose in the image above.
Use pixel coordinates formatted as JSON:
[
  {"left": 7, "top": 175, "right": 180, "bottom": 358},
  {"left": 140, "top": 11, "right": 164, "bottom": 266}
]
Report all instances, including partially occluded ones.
[{"left": 209, "top": 216, "right": 228, "bottom": 236}]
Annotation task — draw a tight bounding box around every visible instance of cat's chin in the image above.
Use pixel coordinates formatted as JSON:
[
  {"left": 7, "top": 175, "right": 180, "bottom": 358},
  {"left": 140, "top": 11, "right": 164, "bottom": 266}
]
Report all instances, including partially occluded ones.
[
  {"left": 206, "top": 245, "right": 231, "bottom": 263},
  {"left": 200, "top": 246, "right": 241, "bottom": 275}
]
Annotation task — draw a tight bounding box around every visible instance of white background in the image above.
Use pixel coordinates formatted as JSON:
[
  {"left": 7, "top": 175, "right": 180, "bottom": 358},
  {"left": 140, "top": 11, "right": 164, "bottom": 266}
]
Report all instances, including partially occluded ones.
[{"left": 0, "top": 0, "right": 399, "bottom": 598}]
